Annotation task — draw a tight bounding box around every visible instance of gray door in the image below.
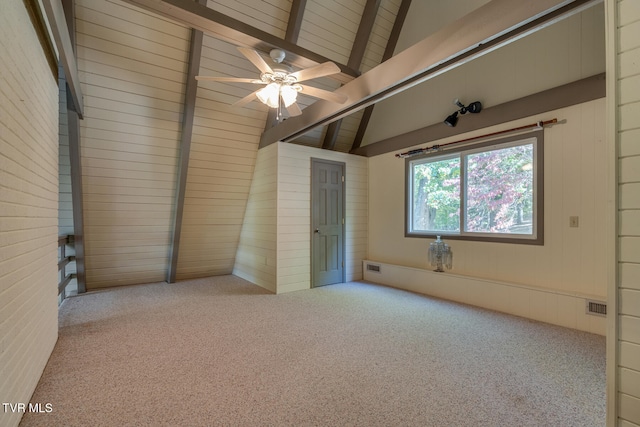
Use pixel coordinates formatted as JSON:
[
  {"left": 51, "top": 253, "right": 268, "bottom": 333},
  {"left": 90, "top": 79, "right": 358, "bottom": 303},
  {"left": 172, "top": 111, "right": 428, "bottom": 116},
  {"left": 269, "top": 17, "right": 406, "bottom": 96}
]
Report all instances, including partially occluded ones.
[{"left": 311, "top": 159, "right": 345, "bottom": 287}]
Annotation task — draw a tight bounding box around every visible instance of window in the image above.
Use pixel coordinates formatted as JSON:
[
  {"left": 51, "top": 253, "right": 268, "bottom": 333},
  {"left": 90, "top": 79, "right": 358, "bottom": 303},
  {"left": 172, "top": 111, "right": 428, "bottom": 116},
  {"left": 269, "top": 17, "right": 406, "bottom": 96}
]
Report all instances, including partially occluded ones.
[{"left": 406, "top": 134, "right": 543, "bottom": 244}]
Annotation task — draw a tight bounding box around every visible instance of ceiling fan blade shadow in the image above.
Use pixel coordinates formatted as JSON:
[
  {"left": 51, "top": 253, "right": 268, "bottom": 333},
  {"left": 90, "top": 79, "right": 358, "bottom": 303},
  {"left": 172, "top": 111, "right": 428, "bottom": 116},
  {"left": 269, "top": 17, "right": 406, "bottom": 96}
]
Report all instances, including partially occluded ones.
[
  {"left": 232, "top": 89, "right": 261, "bottom": 107},
  {"left": 299, "top": 84, "right": 348, "bottom": 104},
  {"left": 289, "top": 62, "right": 341, "bottom": 82},
  {"left": 286, "top": 102, "right": 302, "bottom": 117},
  {"left": 237, "top": 47, "right": 274, "bottom": 75},
  {"left": 195, "top": 76, "right": 264, "bottom": 84}
]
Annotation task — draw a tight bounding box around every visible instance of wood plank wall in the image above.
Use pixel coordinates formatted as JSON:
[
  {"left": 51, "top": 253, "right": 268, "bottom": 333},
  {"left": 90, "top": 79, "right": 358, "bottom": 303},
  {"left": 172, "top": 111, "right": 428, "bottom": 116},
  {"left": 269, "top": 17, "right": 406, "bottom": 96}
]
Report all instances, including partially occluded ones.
[
  {"left": 233, "top": 143, "right": 278, "bottom": 292},
  {"left": 234, "top": 142, "right": 368, "bottom": 293},
  {"left": 0, "top": 2, "right": 60, "bottom": 426},
  {"left": 75, "top": 0, "right": 190, "bottom": 288},
  {"left": 368, "top": 100, "right": 608, "bottom": 297},
  {"left": 175, "top": 35, "right": 268, "bottom": 280},
  {"left": 616, "top": 0, "right": 640, "bottom": 424},
  {"left": 277, "top": 142, "right": 368, "bottom": 293}
]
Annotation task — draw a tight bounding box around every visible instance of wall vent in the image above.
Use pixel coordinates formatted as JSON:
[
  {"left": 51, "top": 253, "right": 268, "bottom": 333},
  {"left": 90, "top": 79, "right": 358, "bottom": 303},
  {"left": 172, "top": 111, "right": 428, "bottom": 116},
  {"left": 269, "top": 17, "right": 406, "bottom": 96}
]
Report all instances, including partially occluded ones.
[
  {"left": 366, "top": 263, "right": 381, "bottom": 273},
  {"left": 586, "top": 300, "right": 607, "bottom": 317}
]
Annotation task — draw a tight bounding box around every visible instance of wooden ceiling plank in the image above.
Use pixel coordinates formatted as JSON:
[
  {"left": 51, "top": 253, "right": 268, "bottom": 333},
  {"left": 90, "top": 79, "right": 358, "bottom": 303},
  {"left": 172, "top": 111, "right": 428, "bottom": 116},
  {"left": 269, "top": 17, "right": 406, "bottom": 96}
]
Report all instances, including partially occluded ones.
[
  {"left": 322, "top": 0, "right": 381, "bottom": 150},
  {"left": 121, "top": 0, "right": 359, "bottom": 83},
  {"left": 350, "top": 0, "right": 411, "bottom": 152}
]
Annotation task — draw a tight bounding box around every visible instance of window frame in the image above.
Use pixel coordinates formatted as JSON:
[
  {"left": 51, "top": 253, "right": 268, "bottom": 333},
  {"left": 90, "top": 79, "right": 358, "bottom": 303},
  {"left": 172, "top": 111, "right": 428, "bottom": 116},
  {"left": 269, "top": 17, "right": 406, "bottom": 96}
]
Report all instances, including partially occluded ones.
[{"left": 405, "top": 132, "right": 544, "bottom": 245}]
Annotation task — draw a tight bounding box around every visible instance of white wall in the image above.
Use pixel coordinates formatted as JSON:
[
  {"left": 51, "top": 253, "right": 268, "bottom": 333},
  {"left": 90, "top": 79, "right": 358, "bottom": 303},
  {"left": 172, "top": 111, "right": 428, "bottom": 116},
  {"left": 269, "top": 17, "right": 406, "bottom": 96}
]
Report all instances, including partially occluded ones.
[
  {"left": 0, "top": 2, "right": 60, "bottom": 426},
  {"left": 233, "top": 143, "right": 278, "bottom": 292},
  {"left": 75, "top": 0, "right": 190, "bottom": 288},
  {"left": 367, "top": 100, "right": 608, "bottom": 307},
  {"left": 614, "top": 0, "right": 640, "bottom": 424},
  {"left": 276, "top": 142, "right": 368, "bottom": 293},
  {"left": 364, "top": 260, "right": 606, "bottom": 334},
  {"left": 234, "top": 142, "right": 368, "bottom": 293}
]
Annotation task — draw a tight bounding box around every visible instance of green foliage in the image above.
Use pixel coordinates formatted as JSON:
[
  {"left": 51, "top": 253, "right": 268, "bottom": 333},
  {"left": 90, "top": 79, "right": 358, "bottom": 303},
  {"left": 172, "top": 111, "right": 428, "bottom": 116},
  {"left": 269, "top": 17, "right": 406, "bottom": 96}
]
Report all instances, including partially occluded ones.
[
  {"left": 412, "top": 157, "right": 460, "bottom": 231},
  {"left": 412, "top": 143, "right": 534, "bottom": 235},
  {"left": 465, "top": 144, "right": 533, "bottom": 233}
]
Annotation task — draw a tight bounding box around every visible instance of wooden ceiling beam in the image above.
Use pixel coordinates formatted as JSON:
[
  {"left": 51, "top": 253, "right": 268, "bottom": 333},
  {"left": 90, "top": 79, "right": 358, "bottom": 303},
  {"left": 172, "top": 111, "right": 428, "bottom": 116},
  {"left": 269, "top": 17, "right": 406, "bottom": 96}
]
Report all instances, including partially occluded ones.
[
  {"left": 167, "top": 0, "right": 206, "bottom": 284},
  {"left": 322, "top": 0, "right": 381, "bottom": 150},
  {"left": 264, "top": 0, "right": 308, "bottom": 133},
  {"left": 285, "top": 0, "right": 307, "bottom": 44},
  {"left": 41, "top": 0, "right": 84, "bottom": 117},
  {"left": 350, "top": 0, "right": 412, "bottom": 153},
  {"left": 348, "top": 0, "right": 382, "bottom": 71},
  {"left": 352, "top": 73, "right": 605, "bottom": 157},
  {"left": 121, "top": 0, "right": 359, "bottom": 84},
  {"left": 260, "top": 0, "right": 601, "bottom": 148}
]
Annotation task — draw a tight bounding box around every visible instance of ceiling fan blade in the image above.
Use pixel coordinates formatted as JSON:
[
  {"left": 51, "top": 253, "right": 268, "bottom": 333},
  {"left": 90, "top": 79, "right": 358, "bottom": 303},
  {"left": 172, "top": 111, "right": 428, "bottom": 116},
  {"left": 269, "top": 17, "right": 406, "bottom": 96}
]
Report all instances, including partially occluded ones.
[
  {"left": 237, "top": 47, "right": 274, "bottom": 75},
  {"left": 195, "top": 76, "right": 264, "bottom": 84},
  {"left": 232, "top": 89, "right": 261, "bottom": 108},
  {"left": 286, "top": 102, "right": 302, "bottom": 117},
  {"left": 289, "top": 62, "right": 341, "bottom": 83},
  {"left": 299, "top": 84, "right": 348, "bottom": 104}
]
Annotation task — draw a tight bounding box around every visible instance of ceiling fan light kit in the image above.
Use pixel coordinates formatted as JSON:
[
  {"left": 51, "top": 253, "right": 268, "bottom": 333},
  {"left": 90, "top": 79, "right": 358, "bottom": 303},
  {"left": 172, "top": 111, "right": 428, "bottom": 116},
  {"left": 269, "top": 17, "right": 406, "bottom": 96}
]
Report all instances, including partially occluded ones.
[{"left": 195, "top": 47, "right": 347, "bottom": 121}]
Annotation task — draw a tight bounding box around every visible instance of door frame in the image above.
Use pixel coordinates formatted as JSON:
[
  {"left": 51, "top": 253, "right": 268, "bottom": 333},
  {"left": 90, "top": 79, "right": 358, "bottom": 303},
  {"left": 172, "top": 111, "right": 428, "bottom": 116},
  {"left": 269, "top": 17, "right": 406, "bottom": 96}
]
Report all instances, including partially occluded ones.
[{"left": 310, "top": 158, "right": 346, "bottom": 288}]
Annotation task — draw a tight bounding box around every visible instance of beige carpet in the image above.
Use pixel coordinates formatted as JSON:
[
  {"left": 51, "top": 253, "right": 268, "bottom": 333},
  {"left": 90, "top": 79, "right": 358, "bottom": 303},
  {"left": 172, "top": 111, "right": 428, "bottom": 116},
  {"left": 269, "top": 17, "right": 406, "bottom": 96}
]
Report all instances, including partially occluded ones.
[{"left": 20, "top": 276, "right": 605, "bottom": 426}]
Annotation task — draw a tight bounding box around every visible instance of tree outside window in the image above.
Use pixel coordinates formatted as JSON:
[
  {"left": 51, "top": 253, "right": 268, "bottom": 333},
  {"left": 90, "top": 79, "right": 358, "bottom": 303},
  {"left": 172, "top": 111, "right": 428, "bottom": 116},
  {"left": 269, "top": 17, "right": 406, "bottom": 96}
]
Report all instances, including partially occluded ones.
[{"left": 407, "top": 135, "right": 541, "bottom": 244}]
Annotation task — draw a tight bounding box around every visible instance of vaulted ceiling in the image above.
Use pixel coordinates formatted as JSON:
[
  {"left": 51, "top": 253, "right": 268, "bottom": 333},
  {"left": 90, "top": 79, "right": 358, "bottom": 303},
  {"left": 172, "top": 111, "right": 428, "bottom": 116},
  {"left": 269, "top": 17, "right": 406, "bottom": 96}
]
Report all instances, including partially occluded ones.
[
  {"left": 57, "top": 0, "right": 603, "bottom": 287},
  {"left": 117, "top": 0, "right": 603, "bottom": 154},
  {"left": 121, "top": 0, "right": 409, "bottom": 153}
]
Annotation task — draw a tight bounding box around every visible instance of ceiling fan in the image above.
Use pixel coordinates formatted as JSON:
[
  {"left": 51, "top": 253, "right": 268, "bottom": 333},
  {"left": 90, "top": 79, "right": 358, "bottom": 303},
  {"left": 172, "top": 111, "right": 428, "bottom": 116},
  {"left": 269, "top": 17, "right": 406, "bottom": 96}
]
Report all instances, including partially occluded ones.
[{"left": 196, "top": 47, "right": 348, "bottom": 120}]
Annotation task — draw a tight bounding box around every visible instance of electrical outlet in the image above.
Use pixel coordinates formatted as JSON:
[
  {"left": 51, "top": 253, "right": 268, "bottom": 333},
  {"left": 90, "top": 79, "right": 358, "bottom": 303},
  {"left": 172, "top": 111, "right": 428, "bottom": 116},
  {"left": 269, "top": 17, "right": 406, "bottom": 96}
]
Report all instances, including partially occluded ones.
[{"left": 569, "top": 216, "right": 579, "bottom": 228}]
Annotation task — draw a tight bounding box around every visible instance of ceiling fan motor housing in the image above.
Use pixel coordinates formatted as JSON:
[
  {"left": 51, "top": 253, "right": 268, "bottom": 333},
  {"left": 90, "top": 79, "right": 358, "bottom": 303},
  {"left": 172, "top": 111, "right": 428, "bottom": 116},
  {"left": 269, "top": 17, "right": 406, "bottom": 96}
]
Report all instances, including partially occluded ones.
[{"left": 269, "top": 48, "right": 286, "bottom": 64}]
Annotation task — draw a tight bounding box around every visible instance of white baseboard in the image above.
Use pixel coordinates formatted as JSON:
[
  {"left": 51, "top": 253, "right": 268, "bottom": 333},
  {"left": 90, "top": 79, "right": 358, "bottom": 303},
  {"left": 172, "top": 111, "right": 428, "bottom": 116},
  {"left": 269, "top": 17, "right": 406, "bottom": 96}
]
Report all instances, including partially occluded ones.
[{"left": 363, "top": 260, "right": 606, "bottom": 336}]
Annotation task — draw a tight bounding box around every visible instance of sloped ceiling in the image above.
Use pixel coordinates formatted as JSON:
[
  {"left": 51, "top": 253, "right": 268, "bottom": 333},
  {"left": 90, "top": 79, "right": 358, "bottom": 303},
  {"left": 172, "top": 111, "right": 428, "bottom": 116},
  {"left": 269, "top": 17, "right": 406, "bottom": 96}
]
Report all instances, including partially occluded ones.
[
  {"left": 72, "top": 0, "right": 603, "bottom": 287},
  {"left": 122, "top": 0, "right": 407, "bottom": 152}
]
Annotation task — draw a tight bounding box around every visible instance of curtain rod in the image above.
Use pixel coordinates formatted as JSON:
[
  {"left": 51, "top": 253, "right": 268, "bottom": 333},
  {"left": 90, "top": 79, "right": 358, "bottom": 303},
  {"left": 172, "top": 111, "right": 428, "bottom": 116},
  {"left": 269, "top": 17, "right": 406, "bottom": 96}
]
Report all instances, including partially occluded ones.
[{"left": 395, "top": 118, "right": 558, "bottom": 159}]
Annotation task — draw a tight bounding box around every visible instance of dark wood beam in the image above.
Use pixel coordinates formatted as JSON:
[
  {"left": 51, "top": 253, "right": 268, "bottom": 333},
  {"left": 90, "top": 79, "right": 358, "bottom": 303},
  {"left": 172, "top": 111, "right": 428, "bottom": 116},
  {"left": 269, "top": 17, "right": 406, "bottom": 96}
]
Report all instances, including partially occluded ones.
[
  {"left": 67, "top": 86, "right": 87, "bottom": 293},
  {"left": 41, "top": 0, "right": 84, "bottom": 118},
  {"left": 260, "top": 0, "right": 601, "bottom": 148},
  {"left": 60, "top": 0, "right": 86, "bottom": 293},
  {"left": 121, "top": 0, "right": 359, "bottom": 84},
  {"left": 285, "top": 0, "right": 307, "bottom": 44},
  {"left": 264, "top": 0, "right": 307, "bottom": 134},
  {"left": 322, "top": 0, "right": 381, "bottom": 150},
  {"left": 321, "top": 121, "right": 341, "bottom": 150},
  {"left": 351, "top": 73, "right": 606, "bottom": 157},
  {"left": 350, "top": 0, "right": 411, "bottom": 153},
  {"left": 347, "top": 0, "right": 381, "bottom": 71},
  {"left": 167, "top": 0, "right": 206, "bottom": 284},
  {"left": 23, "top": 0, "right": 58, "bottom": 78}
]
